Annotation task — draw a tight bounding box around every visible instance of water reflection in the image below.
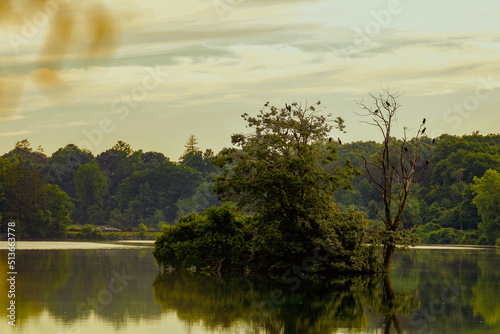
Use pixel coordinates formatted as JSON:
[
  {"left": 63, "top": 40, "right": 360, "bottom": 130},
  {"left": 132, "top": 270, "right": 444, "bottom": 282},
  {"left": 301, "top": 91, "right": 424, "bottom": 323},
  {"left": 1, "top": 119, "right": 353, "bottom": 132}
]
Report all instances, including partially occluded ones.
[
  {"left": 152, "top": 271, "right": 418, "bottom": 333},
  {"left": 0, "top": 247, "right": 498, "bottom": 333},
  {"left": 0, "top": 249, "right": 162, "bottom": 329}
]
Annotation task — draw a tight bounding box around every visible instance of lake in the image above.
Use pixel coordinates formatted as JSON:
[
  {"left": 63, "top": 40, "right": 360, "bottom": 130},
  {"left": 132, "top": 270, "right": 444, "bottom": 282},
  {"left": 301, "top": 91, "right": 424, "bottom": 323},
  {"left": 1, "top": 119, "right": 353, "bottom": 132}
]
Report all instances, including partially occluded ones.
[{"left": 0, "top": 242, "right": 498, "bottom": 333}]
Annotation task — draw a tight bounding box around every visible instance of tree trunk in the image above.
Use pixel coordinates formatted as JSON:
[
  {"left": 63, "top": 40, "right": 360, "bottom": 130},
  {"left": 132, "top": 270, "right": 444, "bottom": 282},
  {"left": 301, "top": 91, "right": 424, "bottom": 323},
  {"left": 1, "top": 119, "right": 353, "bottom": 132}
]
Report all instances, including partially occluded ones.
[
  {"left": 383, "top": 244, "right": 396, "bottom": 270},
  {"left": 383, "top": 275, "right": 402, "bottom": 334}
]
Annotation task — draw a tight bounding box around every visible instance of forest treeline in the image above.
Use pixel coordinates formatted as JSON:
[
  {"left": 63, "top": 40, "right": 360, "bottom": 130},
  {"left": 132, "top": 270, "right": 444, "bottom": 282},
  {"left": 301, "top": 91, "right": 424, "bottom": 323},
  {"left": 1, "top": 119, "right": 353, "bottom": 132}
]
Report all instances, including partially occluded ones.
[{"left": 0, "top": 133, "right": 499, "bottom": 244}]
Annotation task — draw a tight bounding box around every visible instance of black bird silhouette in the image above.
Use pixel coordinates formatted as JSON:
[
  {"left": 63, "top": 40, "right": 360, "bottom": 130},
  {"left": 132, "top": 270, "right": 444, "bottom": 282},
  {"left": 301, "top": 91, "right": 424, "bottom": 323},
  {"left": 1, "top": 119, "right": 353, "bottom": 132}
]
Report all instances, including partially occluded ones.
[
  {"left": 337, "top": 138, "right": 342, "bottom": 145},
  {"left": 329, "top": 137, "right": 332, "bottom": 143},
  {"left": 374, "top": 109, "right": 379, "bottom": 114},
  {"left": 404, "top": 147, "right": 408, "bottom": 152},
  {"left": 422, "top": 127, "right": 426, "bottom": 134},
  {"left": 386, "top": 101, "right": 390, "bottom": 107},
  {"left": 285, "top": 130, "right": 288, "bottom": 136},
  {"left": 423, "top": 118, "right": 426, "bottom": 124},
  {"left": 432, "top": 138, "right": 436, "bottom": 144},
  {"left": 285, "top": 103, "right": 291, "bottom": 111}
]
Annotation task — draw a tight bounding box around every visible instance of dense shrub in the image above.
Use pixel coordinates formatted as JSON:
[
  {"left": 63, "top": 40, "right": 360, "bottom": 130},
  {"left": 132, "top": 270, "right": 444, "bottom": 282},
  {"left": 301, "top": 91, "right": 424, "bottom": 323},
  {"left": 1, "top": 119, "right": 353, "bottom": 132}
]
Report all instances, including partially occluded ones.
[
  {"left": 80, "top": 224, "right": 104, "bottom": 240},
  {"left": 462, "top": 231, "right": 479, "bottom": 245},
  {"left": 428, "top": 228, "right": 463, "bottom": 244},
  {"left": 153, "top": 205, "right": 383, "bottom": 276},
  {"left": 153, "top": 204, "right": 251, "bottom": 273},
  {"left": 413, "top": 222, "right": 441, "bottom": 243}
]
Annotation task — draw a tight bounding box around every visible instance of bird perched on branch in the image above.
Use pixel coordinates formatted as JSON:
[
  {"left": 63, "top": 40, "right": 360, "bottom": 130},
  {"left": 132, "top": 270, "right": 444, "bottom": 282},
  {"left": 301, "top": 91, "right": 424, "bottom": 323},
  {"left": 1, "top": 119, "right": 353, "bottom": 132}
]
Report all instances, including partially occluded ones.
[
  {"left": 386, "top": 101, "right": 390, "bottom": 107},
  {"left": 337, "top": 138, "right": 342, "bottom": 145},
  {"left": 404, "top": 147, "right": 408, "bottom": 152},
  {"left": 329, "top": 137, "right": 332, "bottom": 143},
  {"left": 432, "top": 138, "right": 436, "bottom": 144},
  {"left": 422, "top": 127, "right": 426, "bottom": 134},
  {"left": 374, "top": 109, "right": 379, "bottom": 114},
  {"left": 423, "top": 118, "right": 426, "bottom": 124},
  {"left": 285, "top": 103, "right": 291, "bottom": 111}
]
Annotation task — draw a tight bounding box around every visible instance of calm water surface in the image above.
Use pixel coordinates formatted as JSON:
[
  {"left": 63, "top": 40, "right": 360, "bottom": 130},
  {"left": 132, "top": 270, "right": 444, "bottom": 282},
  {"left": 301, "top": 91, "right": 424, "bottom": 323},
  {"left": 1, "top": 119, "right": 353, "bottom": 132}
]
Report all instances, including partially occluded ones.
[{"left": 0, "top": 242, "right": 498, "bottom": 333}]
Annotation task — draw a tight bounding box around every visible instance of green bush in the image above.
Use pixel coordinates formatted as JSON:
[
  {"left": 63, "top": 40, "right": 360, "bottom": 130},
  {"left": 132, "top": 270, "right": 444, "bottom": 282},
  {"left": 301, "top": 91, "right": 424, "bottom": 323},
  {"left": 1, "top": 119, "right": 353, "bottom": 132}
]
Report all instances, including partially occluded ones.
[
  {"left": 153, "top": 204, "right": 383, "bottom": 275},
  {"left": 81, "top": 224, "right": 94, "bottom": 235},
  {"left": 413, "top": 222, "right": 442, "bottom": 243},
  {"left": 495, "top": 238, "right": 500, "bottom": 247},
  {"left": 79, "top": 224, "right": 104, "bottom": 240},
  {"left": 428, "top": 228, "right": 462, "bottom": 244},
  {"left": 153, "top": 204, "right": 250, "bottom": 273},
  {"left": 462, "top": 231, "right": 479, "bottom": 245}
]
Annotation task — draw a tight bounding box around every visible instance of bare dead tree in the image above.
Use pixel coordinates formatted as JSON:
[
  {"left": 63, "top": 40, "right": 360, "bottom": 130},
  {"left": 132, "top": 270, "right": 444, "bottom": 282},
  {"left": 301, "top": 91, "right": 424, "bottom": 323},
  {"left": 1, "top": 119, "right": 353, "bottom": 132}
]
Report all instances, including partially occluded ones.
[{"left": 353, "top": 90, "right": 426, "bottom": 270}]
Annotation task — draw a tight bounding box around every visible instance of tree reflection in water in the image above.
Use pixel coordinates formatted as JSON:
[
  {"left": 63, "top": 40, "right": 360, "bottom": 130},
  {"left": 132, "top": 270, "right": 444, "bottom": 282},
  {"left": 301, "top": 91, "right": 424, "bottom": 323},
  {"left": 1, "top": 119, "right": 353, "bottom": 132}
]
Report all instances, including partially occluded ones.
[{"left": 152, "top": 271, "right": 418, "bottom": 333}]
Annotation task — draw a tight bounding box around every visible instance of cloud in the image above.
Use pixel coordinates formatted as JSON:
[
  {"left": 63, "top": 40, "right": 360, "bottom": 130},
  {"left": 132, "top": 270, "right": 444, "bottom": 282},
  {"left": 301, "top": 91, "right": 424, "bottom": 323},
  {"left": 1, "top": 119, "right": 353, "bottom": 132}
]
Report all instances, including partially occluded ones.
[
  {"left": 0, "top": 115, "right": 29, "bottom": 122},
  {"left": 0, "top": 130, "right": 31, "bottom": 137}
]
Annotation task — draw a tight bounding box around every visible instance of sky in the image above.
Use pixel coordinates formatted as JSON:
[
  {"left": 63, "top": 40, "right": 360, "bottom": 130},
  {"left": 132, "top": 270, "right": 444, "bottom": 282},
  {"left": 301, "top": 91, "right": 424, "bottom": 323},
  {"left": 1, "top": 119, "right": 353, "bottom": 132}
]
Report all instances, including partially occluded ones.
[{"left": 1, "top": 0, "right": 499, "bottom": 160}]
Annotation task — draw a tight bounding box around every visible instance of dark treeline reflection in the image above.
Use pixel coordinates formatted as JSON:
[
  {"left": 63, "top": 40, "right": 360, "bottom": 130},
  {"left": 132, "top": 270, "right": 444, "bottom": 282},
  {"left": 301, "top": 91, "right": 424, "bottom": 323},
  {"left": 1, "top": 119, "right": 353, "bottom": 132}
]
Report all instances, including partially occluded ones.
[
  {"left": 0, "top": 248, "right": 498, "bottom": 333},
  {"left": 152, "top": 271, "right": 419, "bottom": 333},
  {"left": 0, "top": 248, "right": 162, "bottom": 328},
  {"left": 389, "top": 249, "right": 500, "bottom": 334},
  {"left": 152, "top": 249, "right": 500, "bottom": 334}
]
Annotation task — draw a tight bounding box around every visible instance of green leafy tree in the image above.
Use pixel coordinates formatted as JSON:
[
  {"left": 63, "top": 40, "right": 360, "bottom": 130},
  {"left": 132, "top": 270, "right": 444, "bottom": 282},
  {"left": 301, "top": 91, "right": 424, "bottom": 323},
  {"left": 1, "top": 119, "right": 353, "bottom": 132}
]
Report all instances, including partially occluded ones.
[
  {"left": 176, "top": 182, "right": 221, "bottom": 218},
  {"left": 74, "top": 163, "right": 108, "bottom": 224},
  {"left": 2, "top": 139, "right": 47, "bottom": 166},
  {"left": 114, "top": 161, "right": 203, "bottom": 225},
  {"left": 140, "top": 151, "right": 167, "bottom": 170},
  {"left": 1, "top": 158, "right": 46, "bottom": 237},
  {"left": 45, "top": 144, "right": 95, "bottom": 198},
  {"left": 179, "top": 135, "right": 218, "bottom": 176},
  {"left": 212, "top": 101, "right": 372, "bottom": 272},
  {"left": 0, "top": 157, "right": 72, "bottom": 238},
  {"left": 96, "top": 141, "right": 142, "bottom": 195},
  {"left": 472, "top": 169, "right": 500, "bottom": 244},
  {"left": 41, "top": 184, "right": 73, "bottom": 237},
  {"left": 184, "top": 134, "right": 199, "bottom": 154}
]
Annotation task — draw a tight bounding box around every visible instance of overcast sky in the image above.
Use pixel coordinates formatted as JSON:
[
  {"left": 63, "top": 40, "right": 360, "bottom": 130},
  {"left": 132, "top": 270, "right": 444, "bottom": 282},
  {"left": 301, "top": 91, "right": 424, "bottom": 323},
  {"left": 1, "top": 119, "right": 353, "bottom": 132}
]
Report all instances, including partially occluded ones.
[{"left": 1, "top": 0, "right": 499, "bottom": 159}]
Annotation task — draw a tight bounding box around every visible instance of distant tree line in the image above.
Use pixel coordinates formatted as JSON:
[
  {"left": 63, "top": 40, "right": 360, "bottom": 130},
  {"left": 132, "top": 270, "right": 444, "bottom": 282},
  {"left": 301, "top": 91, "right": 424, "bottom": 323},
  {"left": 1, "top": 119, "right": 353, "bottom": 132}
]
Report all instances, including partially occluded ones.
[
  {"left": 0, "top": 137, "right": 220, "bottom": 239},
  {"left": 334, "top": 133, "right": 500, "bottom": 245},
  {"left": 1, "top": 132, "right": 499, "bottom": 245}
]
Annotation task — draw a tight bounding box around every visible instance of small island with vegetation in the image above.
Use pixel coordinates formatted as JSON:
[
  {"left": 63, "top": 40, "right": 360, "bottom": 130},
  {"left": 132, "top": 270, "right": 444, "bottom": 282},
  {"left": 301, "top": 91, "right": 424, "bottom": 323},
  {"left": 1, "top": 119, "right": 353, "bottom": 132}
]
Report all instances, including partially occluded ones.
[{"left": 1, "top": 91, "right": 499, "bottom": 277}]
